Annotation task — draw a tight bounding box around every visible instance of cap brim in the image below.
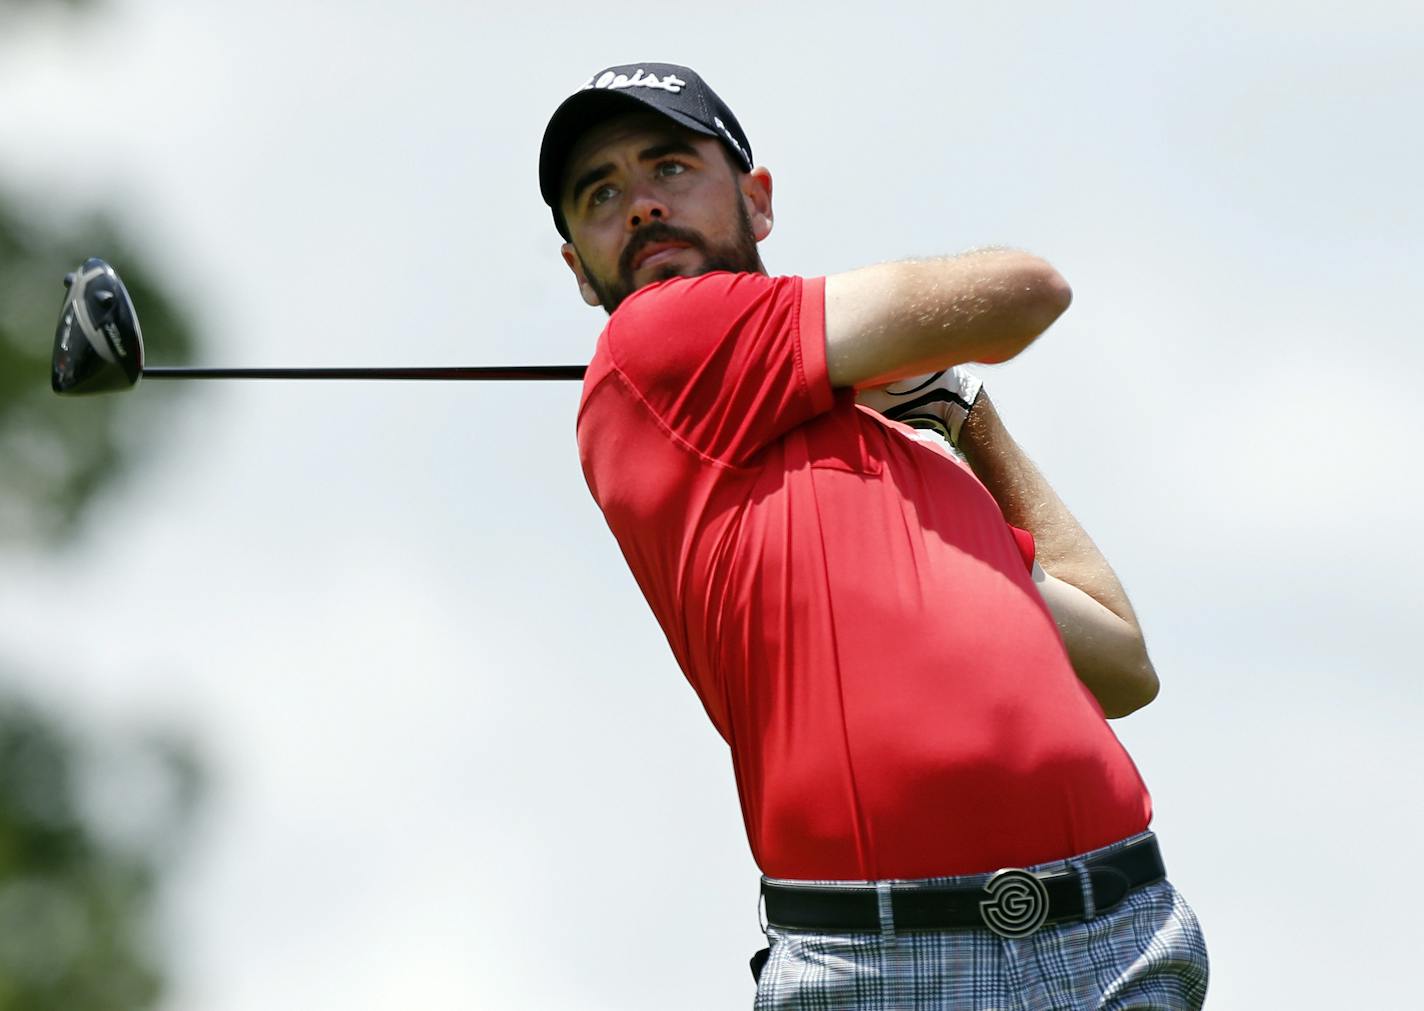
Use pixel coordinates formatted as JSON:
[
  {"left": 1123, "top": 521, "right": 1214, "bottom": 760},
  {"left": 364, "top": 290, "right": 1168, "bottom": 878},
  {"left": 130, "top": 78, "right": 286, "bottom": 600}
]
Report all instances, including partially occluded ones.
[{"left": 539, "top": 89, "right": 719, "bottom": 221}]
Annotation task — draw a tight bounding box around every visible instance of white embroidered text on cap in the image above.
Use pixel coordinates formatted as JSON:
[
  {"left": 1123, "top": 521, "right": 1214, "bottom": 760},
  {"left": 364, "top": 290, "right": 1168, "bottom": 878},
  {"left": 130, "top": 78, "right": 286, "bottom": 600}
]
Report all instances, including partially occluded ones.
[
  {"left": 581, "top": 69, "right": 687, "bottom": 94},
  {"left": 713, "top": 116, "right": 751, "bottom": 165}
]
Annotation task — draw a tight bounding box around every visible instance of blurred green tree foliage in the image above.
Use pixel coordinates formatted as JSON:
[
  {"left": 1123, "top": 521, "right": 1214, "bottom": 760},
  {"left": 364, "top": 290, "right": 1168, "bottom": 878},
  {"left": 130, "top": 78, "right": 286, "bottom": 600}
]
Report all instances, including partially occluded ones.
[
  {"left": 2, "top": 2, "right": 206, "bottom": 1009},
  {"left": 0, "top": 705, "right": 203, "bottom": 1011}
]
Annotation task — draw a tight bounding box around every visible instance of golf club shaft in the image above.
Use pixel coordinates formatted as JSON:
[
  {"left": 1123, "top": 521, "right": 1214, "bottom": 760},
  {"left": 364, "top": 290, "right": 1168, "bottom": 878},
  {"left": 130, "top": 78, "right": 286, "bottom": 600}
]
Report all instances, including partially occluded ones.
[{"left": 141, "top": 365, "right": 587, "bottom": 381}]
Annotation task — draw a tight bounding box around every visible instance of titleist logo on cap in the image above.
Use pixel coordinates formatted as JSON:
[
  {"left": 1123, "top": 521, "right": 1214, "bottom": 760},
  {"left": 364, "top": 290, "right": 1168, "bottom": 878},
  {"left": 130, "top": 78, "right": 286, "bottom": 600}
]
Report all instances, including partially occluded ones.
[{"left": 580, "top": 68, "right": 687, "bottom": 94}]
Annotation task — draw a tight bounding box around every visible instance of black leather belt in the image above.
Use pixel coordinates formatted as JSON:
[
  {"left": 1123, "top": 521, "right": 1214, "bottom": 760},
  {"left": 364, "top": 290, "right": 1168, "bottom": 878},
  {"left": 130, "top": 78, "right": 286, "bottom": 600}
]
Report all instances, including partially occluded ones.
[{"left": 761, "top": 834, "right": 1165, "bottom": 939}]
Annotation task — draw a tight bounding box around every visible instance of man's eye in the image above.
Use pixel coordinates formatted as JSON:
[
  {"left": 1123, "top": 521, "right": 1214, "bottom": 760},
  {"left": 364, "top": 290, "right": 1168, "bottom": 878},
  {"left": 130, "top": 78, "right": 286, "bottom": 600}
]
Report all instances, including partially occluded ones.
[
  {"left": 589, "top": 184, "right": 617, "bottom": 207},
  {"left": 656, "top": 161, "right": 686, "bottom": 178}
]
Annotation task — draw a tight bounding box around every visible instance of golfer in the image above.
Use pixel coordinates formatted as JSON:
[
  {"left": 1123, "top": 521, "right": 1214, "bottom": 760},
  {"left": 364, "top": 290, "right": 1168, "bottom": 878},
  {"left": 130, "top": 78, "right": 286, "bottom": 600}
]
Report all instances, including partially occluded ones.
[{"left": 540, "top": 63, "right": 1208, "bottom": 1010}]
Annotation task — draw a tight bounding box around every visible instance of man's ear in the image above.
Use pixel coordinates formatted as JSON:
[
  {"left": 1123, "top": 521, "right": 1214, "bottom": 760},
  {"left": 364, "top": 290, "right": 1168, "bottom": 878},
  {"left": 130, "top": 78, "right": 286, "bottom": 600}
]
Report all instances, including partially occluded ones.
[
  {"left": 561, "top": 242, "right": 602, "bottom": 307},
  {"left": 742, "top": 167, "right": 775, "bottom": 242}
]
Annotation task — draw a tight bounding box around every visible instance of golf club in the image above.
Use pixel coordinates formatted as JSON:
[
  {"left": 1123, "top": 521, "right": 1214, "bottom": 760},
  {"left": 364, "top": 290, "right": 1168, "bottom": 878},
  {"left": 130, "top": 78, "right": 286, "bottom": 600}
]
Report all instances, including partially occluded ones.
[{"left": 51, "top": 258, "right": 587, "bottom": 396}]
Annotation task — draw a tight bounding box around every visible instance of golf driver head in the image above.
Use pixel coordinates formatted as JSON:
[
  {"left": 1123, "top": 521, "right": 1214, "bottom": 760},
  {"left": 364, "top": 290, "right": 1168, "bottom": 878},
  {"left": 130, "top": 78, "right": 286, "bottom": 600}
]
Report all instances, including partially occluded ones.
[{"left": 51, "top": 257, "right": 145, "bottom": 395}]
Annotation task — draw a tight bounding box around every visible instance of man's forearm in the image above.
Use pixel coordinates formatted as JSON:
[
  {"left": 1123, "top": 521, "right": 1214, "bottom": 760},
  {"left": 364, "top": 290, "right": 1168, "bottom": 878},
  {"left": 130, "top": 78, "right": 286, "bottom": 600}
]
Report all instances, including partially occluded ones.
[
  {"left": 824, "top": 250, "right": 1072, "bottom": 390},
  {"left": 959, "top": 393, "right": 1132, "bottom": 617},
  {"left": 957, "top": 392, "right": 1159, "bottom": 716}
]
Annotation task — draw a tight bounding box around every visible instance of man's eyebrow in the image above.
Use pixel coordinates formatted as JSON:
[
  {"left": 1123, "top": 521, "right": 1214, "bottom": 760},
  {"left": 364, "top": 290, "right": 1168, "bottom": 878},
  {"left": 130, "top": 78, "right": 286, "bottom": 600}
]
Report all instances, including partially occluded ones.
[
  {"left": 638, "top": 140, "right": 700, "bottom": 162},
  {"left": 568, "top": 140, "right": 703, "bottom": 208}
]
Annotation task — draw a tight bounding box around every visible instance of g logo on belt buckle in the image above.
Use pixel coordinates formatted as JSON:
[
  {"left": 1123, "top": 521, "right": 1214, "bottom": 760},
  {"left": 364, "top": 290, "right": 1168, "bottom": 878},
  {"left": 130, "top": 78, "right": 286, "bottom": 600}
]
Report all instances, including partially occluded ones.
[{"left": 979, "top": 868, "right": 1050, "bottom": 938}]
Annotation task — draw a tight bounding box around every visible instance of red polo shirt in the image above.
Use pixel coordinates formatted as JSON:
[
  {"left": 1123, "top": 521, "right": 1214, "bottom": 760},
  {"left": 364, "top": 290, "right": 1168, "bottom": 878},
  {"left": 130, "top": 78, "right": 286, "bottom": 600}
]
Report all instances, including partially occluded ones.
[{"left": 576, "top": 271, "right": 1151, "bottom": 879}]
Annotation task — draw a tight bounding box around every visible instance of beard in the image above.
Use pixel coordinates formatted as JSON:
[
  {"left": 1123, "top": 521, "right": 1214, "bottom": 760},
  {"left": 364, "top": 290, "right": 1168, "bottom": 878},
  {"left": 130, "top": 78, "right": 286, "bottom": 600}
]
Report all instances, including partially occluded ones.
[{"left": 581, "top": 196, "right": 764, "bottom": 315}]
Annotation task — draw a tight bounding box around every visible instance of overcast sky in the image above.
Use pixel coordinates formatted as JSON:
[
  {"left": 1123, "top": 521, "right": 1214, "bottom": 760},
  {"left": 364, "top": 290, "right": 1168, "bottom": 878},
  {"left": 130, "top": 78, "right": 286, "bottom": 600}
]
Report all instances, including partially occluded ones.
[{"left": 1, "top": 1, "right": 1420, "bottom": 1008}]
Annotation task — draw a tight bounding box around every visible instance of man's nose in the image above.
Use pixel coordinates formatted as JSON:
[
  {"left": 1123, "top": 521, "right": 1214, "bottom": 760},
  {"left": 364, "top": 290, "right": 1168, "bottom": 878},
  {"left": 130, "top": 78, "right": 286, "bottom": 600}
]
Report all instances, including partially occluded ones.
[{"left": 626, "top": 190, "right": 668, "bottom": 230}]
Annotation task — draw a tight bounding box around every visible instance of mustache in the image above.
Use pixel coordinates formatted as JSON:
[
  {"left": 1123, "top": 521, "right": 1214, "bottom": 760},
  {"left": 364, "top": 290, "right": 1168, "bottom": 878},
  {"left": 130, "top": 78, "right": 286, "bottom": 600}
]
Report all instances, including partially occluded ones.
[{"left": 619, "top": 222, "right": 708, "bottom": 277}]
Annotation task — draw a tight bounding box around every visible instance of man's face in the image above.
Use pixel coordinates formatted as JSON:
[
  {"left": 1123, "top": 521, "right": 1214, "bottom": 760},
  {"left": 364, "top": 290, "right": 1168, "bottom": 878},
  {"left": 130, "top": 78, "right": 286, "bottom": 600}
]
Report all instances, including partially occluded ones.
[{"left": 558, "top": 112, "right": 773, "bottom": 314}]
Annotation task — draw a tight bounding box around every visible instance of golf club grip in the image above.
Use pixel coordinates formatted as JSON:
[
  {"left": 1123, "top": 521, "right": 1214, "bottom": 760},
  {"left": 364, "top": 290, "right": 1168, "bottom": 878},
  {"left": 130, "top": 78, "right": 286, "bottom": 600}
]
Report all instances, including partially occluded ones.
[{"left": 141, "top": 365, "right": 588, "bottom": 381}]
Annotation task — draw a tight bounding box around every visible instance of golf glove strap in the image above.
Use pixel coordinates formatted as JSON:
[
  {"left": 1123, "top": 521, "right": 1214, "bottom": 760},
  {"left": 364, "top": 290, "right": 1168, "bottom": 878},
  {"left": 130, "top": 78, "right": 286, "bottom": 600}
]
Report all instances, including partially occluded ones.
[{"left": 855, "top": 366, "right": 983, "bottom": 448}]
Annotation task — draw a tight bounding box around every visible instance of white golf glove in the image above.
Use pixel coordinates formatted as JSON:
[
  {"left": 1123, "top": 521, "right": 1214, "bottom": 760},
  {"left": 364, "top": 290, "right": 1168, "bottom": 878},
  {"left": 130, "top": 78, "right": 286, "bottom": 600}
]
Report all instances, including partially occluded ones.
[{"left": 855, "top": 366, "right": 983, "bottom": 449}]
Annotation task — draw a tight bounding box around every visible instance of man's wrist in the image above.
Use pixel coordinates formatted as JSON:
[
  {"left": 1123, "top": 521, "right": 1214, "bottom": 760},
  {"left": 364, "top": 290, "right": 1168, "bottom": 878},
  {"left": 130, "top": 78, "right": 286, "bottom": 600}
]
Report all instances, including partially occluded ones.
[{"left": 955, "top": 388, "right": 1004, "bottom": 467}]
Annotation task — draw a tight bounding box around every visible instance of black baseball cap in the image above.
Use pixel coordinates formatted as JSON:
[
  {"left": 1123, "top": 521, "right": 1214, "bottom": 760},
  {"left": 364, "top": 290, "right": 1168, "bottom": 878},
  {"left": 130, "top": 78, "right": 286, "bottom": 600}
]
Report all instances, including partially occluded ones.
[{"left": 539, "top": 63, "right": 754, "bottom": 240}]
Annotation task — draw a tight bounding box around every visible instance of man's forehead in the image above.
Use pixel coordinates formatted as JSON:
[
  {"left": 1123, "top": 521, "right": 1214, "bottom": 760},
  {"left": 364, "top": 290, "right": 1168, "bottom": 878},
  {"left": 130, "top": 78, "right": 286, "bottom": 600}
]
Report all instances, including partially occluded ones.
[{"left": 564, "top": 114, "right": 711, "bottom": 183}]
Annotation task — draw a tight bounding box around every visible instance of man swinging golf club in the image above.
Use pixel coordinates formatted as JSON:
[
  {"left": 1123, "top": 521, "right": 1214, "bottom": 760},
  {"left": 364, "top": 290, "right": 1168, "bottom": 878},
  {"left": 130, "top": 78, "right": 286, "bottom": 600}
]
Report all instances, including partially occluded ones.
[{"left": 541, "top": 63, "right": 1208, "bottom": 1009}]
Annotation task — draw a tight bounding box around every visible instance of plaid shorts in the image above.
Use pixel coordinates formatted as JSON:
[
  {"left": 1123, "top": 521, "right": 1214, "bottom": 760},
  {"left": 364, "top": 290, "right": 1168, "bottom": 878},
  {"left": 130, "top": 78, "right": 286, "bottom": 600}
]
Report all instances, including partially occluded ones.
[{"left": 753, "top": 833, "right": 1208, "bottom": 1011}]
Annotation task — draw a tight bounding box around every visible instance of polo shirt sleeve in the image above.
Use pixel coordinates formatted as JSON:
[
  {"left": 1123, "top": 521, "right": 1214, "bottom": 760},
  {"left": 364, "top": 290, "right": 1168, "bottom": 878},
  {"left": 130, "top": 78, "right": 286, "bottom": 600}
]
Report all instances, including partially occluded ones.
[
  {"left": 603, "top": 272, "right": 834, "bottom": 466},
  {"left": 1009, "top": 524, "right": 1036, "bottom": 572}
]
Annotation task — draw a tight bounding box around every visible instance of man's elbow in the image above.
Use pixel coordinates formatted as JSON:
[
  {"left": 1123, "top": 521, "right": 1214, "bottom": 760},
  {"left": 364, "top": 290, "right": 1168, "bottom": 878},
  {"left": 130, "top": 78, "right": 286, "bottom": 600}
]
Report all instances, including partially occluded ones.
[
  {"left": 1038, "top": 264, "right": 1073, "bottom": 323},
  {"left": 978, "top": 258, "right": 1073, "bottom": 364},
  {"left": 1101, "top": 656, "right": 1160, "bottom": 719}
]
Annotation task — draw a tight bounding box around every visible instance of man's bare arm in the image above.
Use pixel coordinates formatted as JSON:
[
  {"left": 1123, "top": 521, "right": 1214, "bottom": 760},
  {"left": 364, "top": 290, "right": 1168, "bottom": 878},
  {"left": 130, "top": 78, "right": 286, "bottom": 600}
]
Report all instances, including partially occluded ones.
[
  {"left": 957, "top": 393, "right": 1159, "bottom": 718},
  {"left": 823, "top": 249, "right": 1071, "bottom": 390}
]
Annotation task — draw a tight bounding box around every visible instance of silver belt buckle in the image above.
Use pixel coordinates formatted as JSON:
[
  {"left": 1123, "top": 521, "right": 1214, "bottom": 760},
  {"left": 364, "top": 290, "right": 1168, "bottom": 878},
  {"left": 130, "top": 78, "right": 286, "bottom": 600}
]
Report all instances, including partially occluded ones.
[{"left": 979, "top": 868, "right": 1050, "bottom": 938}]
